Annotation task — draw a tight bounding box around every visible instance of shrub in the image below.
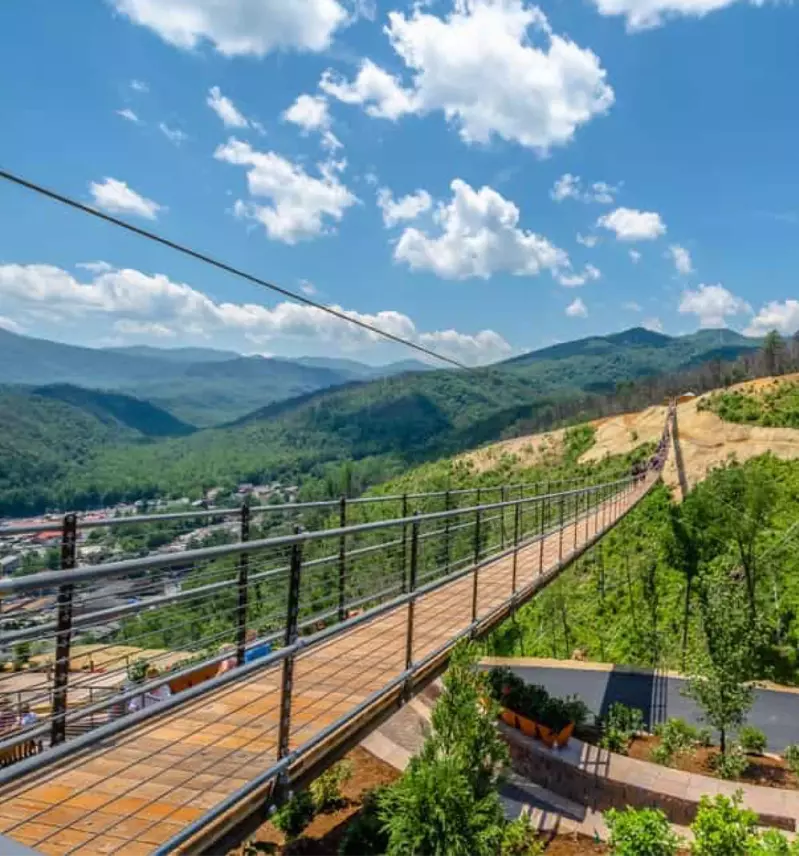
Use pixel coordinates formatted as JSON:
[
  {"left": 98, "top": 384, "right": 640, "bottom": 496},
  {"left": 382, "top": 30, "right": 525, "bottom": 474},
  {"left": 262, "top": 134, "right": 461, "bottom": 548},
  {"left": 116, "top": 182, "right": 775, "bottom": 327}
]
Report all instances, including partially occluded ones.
[
  {"left": 711, "top": 745, "right": 749, "bottom": 780},
  {"left": 500, "top": 806, "right": 544, "bottom": 856},
  {"left": 605, "top": 806, "right": 680, "bottom": 855},
  {"left": 650, "top": 744, "right": 674, "bottom": 767},
  {"left": 695, "top": 727, "right": 713, "bottom": 748},
  {"left": 654, "top": 718, "right": 697, "bottom": 759},
  {"left": 783, "top": 744, "right": 799, "bottom": 775},
  {"left": 311, "top": 760, "right": 353, "bottom": 812},
  {"left": 606, "top": 702, "right": 645, "bottom": 736},
  {"left": 690, "top": 791, "right": 758, "bottom": 856},
  {"left": 562, "top": 695, "right": 591, "bottom": 729},
  {"left": 271, "top": 789, "right": 315, "bottom": 840},
  {"left": 600, "top": 726, "right": 631, "bottom": 755},
  {"left": 738, "top": 725, "right": 767, "bottom": 755},
  {"left": 748, "top": 829, "right": 799, "bottom": 855},
  {"left": 338, "top": 788, "right": 389, "bottom": 855}
]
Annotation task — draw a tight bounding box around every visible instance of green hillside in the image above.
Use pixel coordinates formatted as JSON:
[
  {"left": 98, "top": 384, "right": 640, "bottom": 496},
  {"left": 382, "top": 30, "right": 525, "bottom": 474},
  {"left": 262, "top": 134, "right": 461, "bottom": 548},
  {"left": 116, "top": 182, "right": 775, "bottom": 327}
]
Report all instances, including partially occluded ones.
[{"left": 699, "top": 379, "right": 799, "bottom": 428}]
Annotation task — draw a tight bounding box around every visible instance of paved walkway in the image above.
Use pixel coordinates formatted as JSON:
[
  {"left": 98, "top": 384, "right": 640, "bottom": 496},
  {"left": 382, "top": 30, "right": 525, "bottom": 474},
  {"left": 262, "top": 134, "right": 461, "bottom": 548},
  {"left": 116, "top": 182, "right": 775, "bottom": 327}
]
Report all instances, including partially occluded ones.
[{"left": 0, "top": 476, "right": 656, "bottom": 855}]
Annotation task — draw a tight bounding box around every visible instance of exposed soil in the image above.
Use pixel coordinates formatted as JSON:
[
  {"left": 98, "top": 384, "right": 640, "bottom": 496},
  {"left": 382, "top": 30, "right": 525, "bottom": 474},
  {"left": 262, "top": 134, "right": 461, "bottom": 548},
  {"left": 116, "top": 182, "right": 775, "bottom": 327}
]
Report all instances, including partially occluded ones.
[
  {"left": 229, "top": 747, "right": 400, "bottom": 856},
  {"left": 540, "top": 833, "right": 608, "bottom": 853},
  {"left": 628, "top": 734, "right": 799, "bottom": 790}
]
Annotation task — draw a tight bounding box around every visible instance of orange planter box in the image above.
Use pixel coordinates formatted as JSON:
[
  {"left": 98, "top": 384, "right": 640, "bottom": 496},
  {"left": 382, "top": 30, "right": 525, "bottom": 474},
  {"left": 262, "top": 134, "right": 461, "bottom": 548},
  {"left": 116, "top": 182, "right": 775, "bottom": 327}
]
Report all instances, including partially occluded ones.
[
  {"left": 537, "top": 722, "right": 575, "bottom": 748},
  {"left": 500, "top": 708, "right": 518, "bottom": 728},
  {"left": 517, "top": 715, "right": 538, "bottom": 738}
]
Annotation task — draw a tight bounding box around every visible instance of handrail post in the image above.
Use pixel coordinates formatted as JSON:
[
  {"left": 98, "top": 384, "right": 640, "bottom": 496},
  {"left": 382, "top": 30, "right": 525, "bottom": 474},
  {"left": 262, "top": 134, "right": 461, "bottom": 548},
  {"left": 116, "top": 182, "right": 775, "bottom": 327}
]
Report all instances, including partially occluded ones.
[
  {"left": 512, "top": 501, "right": 521, "bottom": 596},
  {"left": 500, "top": 486, "right": 507, "bottom": 549},
  {"left": 400, "top": 493, "right": 409, "bottom": 593},
  {"left": 277, "top": 526, "right": 303, "bottom": 765},
  {"left": 558, "top": 494, "right": 565, "bottom": 564},
  {"left": 443, "top": 490, "right": 451, "bottom": 574},
  {"left": 338, "top": 496, "right": 347, "bottom": 623},
  {"left": 538, "top": 496, "right": 545, "bottom": 574},
  {"left": 51, "top": 512, "right": 77, "bottom": 747},
  {"left": 235, "top": 500, "right": 251, "bottom": 667},
  {"left": 404, "top": 513, "right": 420, "bottom": 696},
  {"left": 471, "top": 506, "right": 482, "bottom": 625},
  {"left": 574, "top": 489, "right": 579, "bottom": 551}
]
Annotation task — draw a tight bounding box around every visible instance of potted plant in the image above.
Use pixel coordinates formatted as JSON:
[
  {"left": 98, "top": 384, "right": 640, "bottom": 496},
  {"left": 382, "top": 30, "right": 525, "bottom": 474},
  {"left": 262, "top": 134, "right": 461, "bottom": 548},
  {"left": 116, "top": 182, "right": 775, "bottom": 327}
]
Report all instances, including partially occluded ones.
[
  {"left": 516, "top": 683, "right": 549, "bottom": 738},
  {"left": 538, "top": 697, "right": 575, "bottom": 748}
]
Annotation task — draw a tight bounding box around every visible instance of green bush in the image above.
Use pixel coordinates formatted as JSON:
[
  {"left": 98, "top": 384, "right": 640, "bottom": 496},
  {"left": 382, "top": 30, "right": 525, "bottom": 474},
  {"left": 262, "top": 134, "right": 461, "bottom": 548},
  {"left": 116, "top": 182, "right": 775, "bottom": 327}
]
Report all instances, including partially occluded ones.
[
  {"left": 783, "top": 744, "right": 799, "bottom": 775},
  {"left": 748, "top": 829, "right": 799, "bottom": 855},
  {"left": 695, "top": 727, "right": 713, "bottom": 748},
  {"left": 562, "top": 694, "right": 592, "bottom": 728},
  {"left": 600, "top": 725, "right": 632, "bottom": 755},
  {"left": 650, "top": 743, "right": 674, "bottom": 767},
  {"left": 310, "top": 760, "right": 353, "bottom": 812},
  {"left": 271, "top": 790, "right": 315, "bottom": 840},
  {"left": 654, "top": 718, "right": 697, "bottom": 760},
  {"left": 738, "top": 725, "right": 767, "bottom": 755},
  {"left": 600, "top": 703, "right": 644, "bottom": 754},
  {"left": 338, "top": 788, "right": 389, "bottom": 855},
  {"left": 689, "top": 791, "right": 758, "bottom": 856},
  {"left": 711, "top": 745, "right": 749, "bottom": 780},
  {"left": 605, "top": 806, "right": 680, "bottom": 855},
  {"left": 500, "top": 807, "right": 545, "bottom": 856}
]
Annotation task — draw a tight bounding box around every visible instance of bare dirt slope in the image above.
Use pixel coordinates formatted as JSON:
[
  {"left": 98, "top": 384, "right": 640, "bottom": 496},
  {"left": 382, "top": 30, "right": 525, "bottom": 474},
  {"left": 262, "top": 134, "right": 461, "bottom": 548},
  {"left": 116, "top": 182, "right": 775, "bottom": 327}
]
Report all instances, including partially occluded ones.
[{"left": 464, "top": 374, "right": 799, "bottom": 495}]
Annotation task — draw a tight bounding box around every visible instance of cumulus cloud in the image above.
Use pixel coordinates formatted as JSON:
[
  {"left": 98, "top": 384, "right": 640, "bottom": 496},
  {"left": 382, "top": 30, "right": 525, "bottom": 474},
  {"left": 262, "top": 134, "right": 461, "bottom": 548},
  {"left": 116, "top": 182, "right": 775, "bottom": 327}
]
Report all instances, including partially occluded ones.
[
  {"left": 745, "top": 300, "right": 799, "bottom": 337},
  {"left": 283, "top": 94, "right": 342, "bottom": 151},
  {"left": 321, "top": 0, "right": 614, "bottom": 153},
  {"left": 376, "top": 188, "right": 432, "bottom": 227},
  {"left": 629, "top": 249, "right": 642, "bottom": 263},
  {"left": 668, "top": 244, "right": 694, "bottom": 275},
  {"left": 0, "top": 262, "right": 511, "bottom": 366},
  {"left": 566, "top": 297, "right": 588, "bottom": 317},
  {"left": 299, "top": 279, "right": 317, "bottom": 296},
  {"left": 576, "top": 233, "right": 599, "bottom": 248},
  {"left": 678, "top": 283, "right": 752, "bottom": 328},
  {"left": 598, "top": 207, "right": 666, "bottom": 241},
  {"left": 551, "top": 174, "right": 617, "bottom": 204},
  {"left": 0, "top": 315, "right": 23, "bottom": 334},
  {"left": 622, "top": 300, "right": 642, "bottom": 311},
  {"left": 130, "top": 79, "right": 149, "bottom": 93},
  {"left": 111, "top": 0, "right": 348, "bottom": 56},
  {"left": 76, "top": 261, "right": 114, "bottom": 274},
  {"left": 591, "top": 0, "right": 765, "bottom": 32},
  {"left": 89, "top": 178, "right": 163, "bottom": 220},
  {"left": 159, "top": 123, "right": 188, "bottom": 145},
  {"left": 642, "top": 316, "right": 664, "bottom": 332},
  {"left": 117, "top": 108, "right": 140, "bottom": 123},
  {"left": 215, "top": 138, "right": 356, "bottom": 243},
  {"left": 556, "top": 264, "right": 601, "bottom": 287},
  {"left": 207, "top": 86, "right": 249, "bottom": 128},
  {"left": 393, "top": 179, "right": 569, "bottom": 280}
]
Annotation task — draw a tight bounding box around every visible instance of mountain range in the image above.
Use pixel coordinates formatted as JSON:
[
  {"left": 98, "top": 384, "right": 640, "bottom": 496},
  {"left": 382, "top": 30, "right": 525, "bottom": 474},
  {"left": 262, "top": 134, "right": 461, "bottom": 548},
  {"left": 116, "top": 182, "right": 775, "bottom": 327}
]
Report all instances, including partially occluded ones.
[{"left": 0, "top": 325, "right": 766, "bottom": 516}]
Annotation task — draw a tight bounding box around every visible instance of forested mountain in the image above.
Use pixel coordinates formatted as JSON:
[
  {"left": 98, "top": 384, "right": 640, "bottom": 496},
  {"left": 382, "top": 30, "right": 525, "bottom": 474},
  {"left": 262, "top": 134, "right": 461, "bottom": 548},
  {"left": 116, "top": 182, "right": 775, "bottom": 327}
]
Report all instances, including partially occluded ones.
[
  {"left": 0, "top": 329, "right": 432, "bottom": 426},
  {"left": 0, "top": 325, "right": 784, "bottom": 516}
]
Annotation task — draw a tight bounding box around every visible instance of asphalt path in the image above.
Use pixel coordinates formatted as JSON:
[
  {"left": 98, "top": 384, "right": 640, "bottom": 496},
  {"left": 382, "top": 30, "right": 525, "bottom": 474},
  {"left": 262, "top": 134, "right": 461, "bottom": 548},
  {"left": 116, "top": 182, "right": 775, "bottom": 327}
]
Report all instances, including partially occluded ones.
[{"left": 497, "top": 664, "right": 799, "bottom": 753}]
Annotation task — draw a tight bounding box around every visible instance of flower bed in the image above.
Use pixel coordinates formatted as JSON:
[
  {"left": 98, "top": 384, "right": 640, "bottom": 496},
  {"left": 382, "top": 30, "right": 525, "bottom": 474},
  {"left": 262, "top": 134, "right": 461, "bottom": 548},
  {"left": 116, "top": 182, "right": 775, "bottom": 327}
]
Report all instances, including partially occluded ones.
[{"left": 487, "top": 666, "right": 588, "bottom": 749}]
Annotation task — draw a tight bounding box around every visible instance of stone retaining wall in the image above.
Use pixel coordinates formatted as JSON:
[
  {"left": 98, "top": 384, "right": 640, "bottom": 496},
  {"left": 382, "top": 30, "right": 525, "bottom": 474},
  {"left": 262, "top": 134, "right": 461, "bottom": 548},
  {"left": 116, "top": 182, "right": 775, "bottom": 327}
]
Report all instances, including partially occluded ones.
[{"left": 502, "top": 724, "right": 799, "bottom": 832}]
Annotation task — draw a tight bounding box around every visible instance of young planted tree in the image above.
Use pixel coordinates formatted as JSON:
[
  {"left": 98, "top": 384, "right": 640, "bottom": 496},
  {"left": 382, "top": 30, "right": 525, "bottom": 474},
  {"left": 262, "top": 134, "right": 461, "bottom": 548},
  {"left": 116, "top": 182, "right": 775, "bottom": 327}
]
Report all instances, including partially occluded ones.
[
  {"left": 685, "top": 568, "right": 760, "bottom": 754},
  {"left": 762, "top": 329, "right": 786, "bottom": 377}
]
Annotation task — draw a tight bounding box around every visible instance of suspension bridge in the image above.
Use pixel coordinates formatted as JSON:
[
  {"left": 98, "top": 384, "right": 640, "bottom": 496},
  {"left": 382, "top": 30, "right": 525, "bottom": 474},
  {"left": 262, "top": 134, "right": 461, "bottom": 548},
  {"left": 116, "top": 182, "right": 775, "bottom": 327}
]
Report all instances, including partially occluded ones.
[{"left": 0, "top": 408, "right": 673, "bottom": 855}]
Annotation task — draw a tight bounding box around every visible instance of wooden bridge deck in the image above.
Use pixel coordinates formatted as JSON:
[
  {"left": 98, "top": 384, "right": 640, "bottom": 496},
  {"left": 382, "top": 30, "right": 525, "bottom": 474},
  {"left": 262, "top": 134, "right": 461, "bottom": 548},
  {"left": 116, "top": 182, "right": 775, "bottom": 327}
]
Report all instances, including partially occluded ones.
[{"left": 0, "top": 475, "right": 655, "bottom": 855}]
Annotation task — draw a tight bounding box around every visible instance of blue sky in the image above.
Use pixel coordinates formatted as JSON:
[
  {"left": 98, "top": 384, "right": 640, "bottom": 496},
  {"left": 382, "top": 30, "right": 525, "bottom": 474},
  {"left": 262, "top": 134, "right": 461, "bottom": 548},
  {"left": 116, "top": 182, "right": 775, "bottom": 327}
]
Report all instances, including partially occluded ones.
[{"left": 0, "top": 0, "right": 797, "bottom": 366}]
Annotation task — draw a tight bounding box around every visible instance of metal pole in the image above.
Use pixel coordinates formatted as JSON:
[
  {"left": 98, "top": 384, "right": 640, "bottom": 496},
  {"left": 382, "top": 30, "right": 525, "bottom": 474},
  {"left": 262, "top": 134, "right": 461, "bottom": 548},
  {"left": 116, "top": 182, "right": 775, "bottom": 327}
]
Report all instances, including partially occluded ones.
[
  {"left": 558, "top": 495, "right": 565, "bottom": 564},
  {"left": 400, "top": 493, "right": 408, "bottom": 593},
  {"left": 51, "top": 512, "right": 77, "bottom": 747},
  {"left": 471, "top": 507, "right": 482, "bottom": 624},
  {"left": 404, "top": 514, "right": 419, "bottom": 685},
  {"left": 573, "top": 489, "right": 579, "bottom": 551},
  {"left": 235, "top": 501, "right": 251, "bottom": 667},
  {"left": 277, "top": 526, "right": 302, "bottom": 764},
  {"left": 500, "top": 485, "right": 507, "bottom": 549},
  {"left": 338, "top": 496, "right": 347, "bottom": 623},
  {"left": 444, "top": 490, "right": 451, "bottom": 574},
  {"left": 512, "top": 501, "right": 521, "bottom": 596},
  {"left": 539, "top": 496, "right": 545, "bottom": 574}
]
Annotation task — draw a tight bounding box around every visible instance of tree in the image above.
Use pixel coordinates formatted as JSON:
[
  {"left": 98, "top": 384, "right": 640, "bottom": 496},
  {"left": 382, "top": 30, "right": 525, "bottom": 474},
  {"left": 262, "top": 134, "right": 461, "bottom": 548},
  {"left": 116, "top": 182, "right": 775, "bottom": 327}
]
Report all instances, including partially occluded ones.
[
  {"left": 685, "top": 568, "right": 760, "bottom": 754},
  {"left": 762, "top": 329, "right": 786, "bottom": 377},
  {"left": 689, "top": 791, "right": 758, "bottom": 856}
]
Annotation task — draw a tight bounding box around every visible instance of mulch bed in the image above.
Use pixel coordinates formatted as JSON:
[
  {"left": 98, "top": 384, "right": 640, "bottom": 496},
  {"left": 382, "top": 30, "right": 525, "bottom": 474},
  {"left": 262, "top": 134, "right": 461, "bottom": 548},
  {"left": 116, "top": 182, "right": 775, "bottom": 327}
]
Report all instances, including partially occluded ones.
[{"left": 628, "top": 734, "right": 799, "bottom": 790}]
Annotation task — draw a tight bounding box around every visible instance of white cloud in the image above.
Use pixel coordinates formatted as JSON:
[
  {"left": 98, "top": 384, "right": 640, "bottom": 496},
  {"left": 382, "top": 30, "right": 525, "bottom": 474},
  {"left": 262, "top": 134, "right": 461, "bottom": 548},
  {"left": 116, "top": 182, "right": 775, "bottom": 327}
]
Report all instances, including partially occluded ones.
[
  {"left": 215, "top": 138, "right": 357, "bottom": 244},
  {"left": 76, "top": 261, "right": 114, "bottom": 274},
  {"left": 130, "top": 79, "right": 149, "bottom": 93},
  {"left": 283, "top": 94, "right": 330, "bottom": 131},
  {"left": 642, "top": 316, "right": 664, "bottom": 332},
  {"left": 394, "top": 178, "right": 569, "bottom": 280},
  {"left": 159, "top": 122, "right": 188, "bottom": 145},
  {"left": 299, "top": 279, "right": 317, "bottom": 296},
  {"left": 556, "top": 263, "right": 601, "bottom": 287},
  {"left": 0, "top": 315, "right": 23, "bottom": 334},
  {"left": 117, "top": 108, "right": 140, "bottom": 123},
  {"left": 566, "top": 297, "right": 588, "bottom": 318},
  {"left": 551, "top": 174, "right": 617, "bottom": 204},
  {"left": 622, "top": 300, "right": 642, "bottom": 311},
  {"left": 629, "top": 249, "right": 642, "bottom": 263},
  {"left": 744, "top": 300, "right": 799, "bottom": 337},
  {"left": 598, "top": 207, "right": 666, "bottom": 241},
  {"left": 576, "top": 233, "right": 599, "bottom": 248},
  {"left": 591, "top": 0, "right": 763, "bottom": 32},
  {"left": 321, "top": 0, "right": 614, "bottom": 153},
  {"left": 668, "top": 244, "right": 693, "bottom": 275},
  {"left": 89, "top": 178, "right": 163, "bottom": 220},
  {"left": 0, "top": 262, "right": 510, "bottom": 366},
  {"left": 376, "top": 188, "right": 432, "bottom": 227},
  {"left": 678, "top": 283, "right": 752, "bottom": 328},
  {"left": 207, "top": 86, "right": 249, "bottom": 128},
  {"left": 111, "top": 0, "right": 348, "bottom": 56}
]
